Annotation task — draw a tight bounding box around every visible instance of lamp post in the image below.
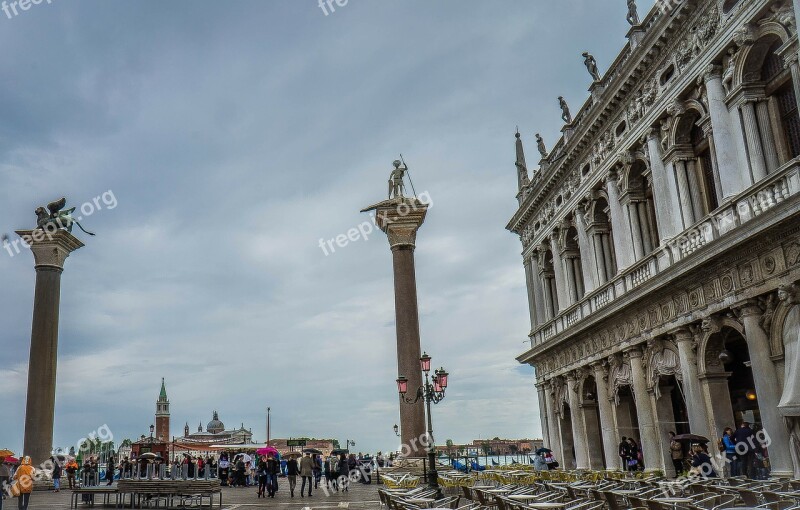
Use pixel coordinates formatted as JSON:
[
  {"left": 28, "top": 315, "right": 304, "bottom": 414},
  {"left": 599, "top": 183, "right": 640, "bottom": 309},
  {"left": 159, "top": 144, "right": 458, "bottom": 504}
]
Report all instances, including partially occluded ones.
[
  {"left": 345, "top": 439, "right": 356, "bottom": 452},
  {"left": 396, "top": 352, "right": 448, "bottom": 499},
  {"left": 393, "top": 424, "right": 400, "bottom": 437}
]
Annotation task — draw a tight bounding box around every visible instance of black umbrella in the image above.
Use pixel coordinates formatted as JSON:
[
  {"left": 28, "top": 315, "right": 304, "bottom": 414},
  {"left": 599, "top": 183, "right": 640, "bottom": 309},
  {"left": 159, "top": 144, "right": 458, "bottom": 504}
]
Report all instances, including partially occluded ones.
[
  {"left": 672, "top": 434, "right": 709, "bottom": 443},
  {"left": 330, "top": 449, "right": 349, "bottom": 456},
  {"left": 302, "top": 448, "right": 322, "bottom": 455},
  {"left": 535, "top": 448, "right": 552, "bottom": 455}
]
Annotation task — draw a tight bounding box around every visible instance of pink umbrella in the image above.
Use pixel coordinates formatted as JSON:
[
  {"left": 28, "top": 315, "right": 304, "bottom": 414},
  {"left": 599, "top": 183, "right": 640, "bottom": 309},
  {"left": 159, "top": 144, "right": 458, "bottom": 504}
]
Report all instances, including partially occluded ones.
[{"left": 256, "top": 447, "right": 278, "bottom": 456}]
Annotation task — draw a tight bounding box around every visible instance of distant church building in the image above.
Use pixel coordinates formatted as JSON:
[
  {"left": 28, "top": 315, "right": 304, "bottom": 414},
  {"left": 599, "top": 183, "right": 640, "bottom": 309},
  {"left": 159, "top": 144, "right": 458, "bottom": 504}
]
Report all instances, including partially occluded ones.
[{"left": 182, "top": 411, "right": 254, "bottom": 445}]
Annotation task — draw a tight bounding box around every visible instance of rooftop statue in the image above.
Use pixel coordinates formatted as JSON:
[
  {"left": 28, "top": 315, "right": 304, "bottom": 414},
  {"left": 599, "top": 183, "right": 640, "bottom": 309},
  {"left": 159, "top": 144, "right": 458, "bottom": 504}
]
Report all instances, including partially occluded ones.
[
  {"left": 626, "top": 0, "right": 640, "bottom": 26},
  {"left": 582, "top": 52, "right": 602, "bottom": 82},
  {"left": 558, "top": 96, "right": 572, "bottom": 124},
  {"left": 536, "top": 134, "right": 547, "bottom": 158},
  {"left": 35, "top": 197, "right": 95, "bottom": 236}
]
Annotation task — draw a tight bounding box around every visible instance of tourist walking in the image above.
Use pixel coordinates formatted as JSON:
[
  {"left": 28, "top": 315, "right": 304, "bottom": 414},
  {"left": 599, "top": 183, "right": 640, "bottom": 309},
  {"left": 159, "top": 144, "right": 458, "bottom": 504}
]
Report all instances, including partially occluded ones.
[
  {"left": 0, "top": 457, "right": 12, "bottom": 510},
  {"left": 105, "top": 456, "right": 115, "bottom": 486},
  {"left": 300, "top": 453, "right": 314, "bottom": 497},
  {"left": 532, "top": 453, "right": 548, "bottom": 471},
  {"left": 668, "top": 432, "right": 683, "bottom": 477},
  {"left": 313, "top": 454, "right": 322, "bottom": 488},
  {"left": 627, "top": 438, "right": 642, "bottom": 471},
  {"left": 50, "top": 457, "right": 62, "bottom": 493},
  {"left": 324, "top": 456, "right": 337, "bottom": 491},
  {"left": 721, "top": 427, "right": 737, "bottom": 477},
  {"left": 285, "top": 455, "right": 299, "bottom": 497},
  {"left": 256, "top": 457, "right": 267, "bottom": 498},
  {"left": 66, "top": 458, "right": 78, "bottom": 488},
  {"left": 266, "top": 454, "right": 280, "bottom": 498},
  {"left": 13, "top": 457, "right": 35, "bottom": 510},
  {"left": 338, "top": 453, "right": 349, "bottom": 492},
  {"left": 732, "top": 421, "right": 757, "bottom": 478},
  {"left": 618, "top": 437, "right": 632, "bottom": 471}
]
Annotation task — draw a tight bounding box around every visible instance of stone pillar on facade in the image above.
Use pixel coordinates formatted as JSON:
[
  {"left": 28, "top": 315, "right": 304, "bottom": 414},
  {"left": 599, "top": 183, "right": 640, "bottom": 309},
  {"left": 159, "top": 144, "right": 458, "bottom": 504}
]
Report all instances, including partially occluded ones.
[
  {"left": 536, "top": 381, "right": 550, "bottom": 454},
  {"left": 566, "top": 371, "right": 591, "bottom": 470},
  {"left": 574, "top": 204, "right": 597, "bottom": 293},
  {"left": 17, "top": 229, "right": 84, "bottom": 465},
  {"left": 646, "top": 130, "right": 682, "bottom": 240},
  {"left": 736, "top": 300, "right": 794, "bottom": 476},
  {"left": 591, "top": 361, "right": 620, "bottom": 470},
  {"left": 626, "top": 346, "right": 662, "bottom": 472},
  {"left": 704, "top": 66, "right": 749, "bottom": 199},
  {"left": 672, "top": 158, "right": 696, "bottom": 227},
  {"left": 529, "top": 252, "right": 547, "bottom": 325},
  {"left": 740, "top": 100, "right": 769, "bottom": 182},
  {"left": 549, "top": 232, "right": 569, "bottom": 312},
  {"left": 605, "top": 170, "right": 635, "bottom": 270},
  {"left": 524, "top": 257, "right": 540, "bottom": 329},
  {"left": 543, "top": 380, "right": 565, "bottom": 464},
  {"left": 363, "top": 198, "right": 428, "bottom": 456},
  {"left": 673, "top": 328, "right": 713, "bottom": 441},
  {"left": 785, "top": 53, "right": 800, "bottom": 118},
  {"left": 755, "top": 99, "right": 780, "bottom": 174}
]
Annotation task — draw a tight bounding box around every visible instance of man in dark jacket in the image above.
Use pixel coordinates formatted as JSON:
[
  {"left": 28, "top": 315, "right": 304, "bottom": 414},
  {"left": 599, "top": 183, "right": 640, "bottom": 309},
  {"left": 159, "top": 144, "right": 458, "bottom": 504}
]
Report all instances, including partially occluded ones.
[
  {"left": 285, "top": 456, "right": 299, "bottom": 497},
  {"left": 732, "top": 422, "right": 757, "bottom": 479},
  {"left": 618, "top": 437, "right": 632, "bottom": 471}
]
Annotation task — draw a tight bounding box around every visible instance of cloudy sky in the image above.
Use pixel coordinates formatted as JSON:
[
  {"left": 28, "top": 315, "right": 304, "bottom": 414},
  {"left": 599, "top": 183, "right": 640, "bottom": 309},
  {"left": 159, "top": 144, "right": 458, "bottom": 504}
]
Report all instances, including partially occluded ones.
[{"left": 0, "top": 0, "right": 656, "bottom": 455}]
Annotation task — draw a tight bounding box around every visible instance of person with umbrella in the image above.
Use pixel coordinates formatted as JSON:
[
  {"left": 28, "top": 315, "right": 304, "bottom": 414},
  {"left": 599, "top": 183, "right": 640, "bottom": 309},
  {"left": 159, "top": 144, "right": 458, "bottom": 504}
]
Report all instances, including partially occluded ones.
[
  {"left": 337, "top": 453, "right": 349, "bottom": 492},
  {"left": 266, "top": 453, "right": 280, "bottom": 498},
  {"left": 668, "top": 432, "right": 684, "bottom": 477},
  {"left": 312, "top": 454, "right": 322, "bottom": 489},
  {"left": 255, "top": 456, "right": 268, "bottom": 498}
]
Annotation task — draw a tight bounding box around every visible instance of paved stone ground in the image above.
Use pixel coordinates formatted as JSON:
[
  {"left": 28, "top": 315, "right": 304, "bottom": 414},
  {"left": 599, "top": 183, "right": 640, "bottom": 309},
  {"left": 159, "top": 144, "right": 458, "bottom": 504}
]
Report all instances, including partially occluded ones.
[{"left": 14, "top": 480, "right": 382, "bottom": 510}]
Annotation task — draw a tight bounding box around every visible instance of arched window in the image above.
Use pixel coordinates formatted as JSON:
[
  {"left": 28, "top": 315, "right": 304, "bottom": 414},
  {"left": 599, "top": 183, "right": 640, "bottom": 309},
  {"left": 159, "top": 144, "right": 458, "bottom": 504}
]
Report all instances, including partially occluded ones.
[
  {"left": 762, "top": 39, "right": 800, "bottom": 162},
  {"left": 621, "top": 161, "right": 660, "bottom": 258},
  {"left": 672, "top": 112, "right": 719, "bottom": 224}
]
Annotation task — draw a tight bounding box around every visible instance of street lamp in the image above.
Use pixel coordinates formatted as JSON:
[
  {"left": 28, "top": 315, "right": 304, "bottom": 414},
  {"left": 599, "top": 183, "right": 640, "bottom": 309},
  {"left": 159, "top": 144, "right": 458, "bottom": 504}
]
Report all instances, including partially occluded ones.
[
  {"left": 393, "top": 424, "right": 400, "bottom": 437},
  {"left": 396, "top": 351, "right": 448, "bottom": 499},
  {"left": 150, "top": 425, "right": 155, "bottom": 441},
  {"left": 345, "top": 439, "right": 356, "bottom": 452}
]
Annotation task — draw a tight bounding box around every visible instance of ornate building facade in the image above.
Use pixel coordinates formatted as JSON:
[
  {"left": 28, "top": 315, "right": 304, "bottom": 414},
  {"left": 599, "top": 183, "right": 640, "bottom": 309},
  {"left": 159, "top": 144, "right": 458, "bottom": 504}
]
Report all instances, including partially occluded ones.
[{"left": 509, "top": 0, "right": 800, "bottom": 476}]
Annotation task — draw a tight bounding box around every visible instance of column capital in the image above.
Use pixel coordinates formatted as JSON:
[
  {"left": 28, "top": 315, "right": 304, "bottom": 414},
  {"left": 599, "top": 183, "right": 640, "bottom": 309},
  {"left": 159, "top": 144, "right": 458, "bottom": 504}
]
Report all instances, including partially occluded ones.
[
  {"left": 15, "top": 229, "right": 84, "bottom": 270},
  {"left": 778, "top": 282, "right": 800, "bottom": 305},
  {"left": 733, "top": 299, "right": 764, "bottom": 319},
  {"left": 703, "top": 64, "right": 723, "bottom": 83},
  {"left": 670, "top": 327, "right": 694, "bottom": 343},
  {"left": 590, "top": 360, "right": 609, "bottom": 379},
  {"left": 363, "top": 198, "right": 428, "bottom": 250},
  {"left": 623, "top": 345, "right": 644, "bottom": 359}
]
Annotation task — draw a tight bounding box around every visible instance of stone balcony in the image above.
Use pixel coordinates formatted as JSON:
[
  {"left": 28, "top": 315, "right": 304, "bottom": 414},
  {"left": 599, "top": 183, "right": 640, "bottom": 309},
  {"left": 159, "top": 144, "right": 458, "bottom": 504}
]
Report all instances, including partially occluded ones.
[{"left": 527, "top": 159, "right": 800, "bottom": 349}]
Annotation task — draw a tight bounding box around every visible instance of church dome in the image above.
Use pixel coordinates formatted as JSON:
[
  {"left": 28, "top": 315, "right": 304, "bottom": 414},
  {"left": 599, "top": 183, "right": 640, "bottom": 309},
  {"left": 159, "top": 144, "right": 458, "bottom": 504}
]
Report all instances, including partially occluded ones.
[{"left": 207, "top": 411, "right": 225, "bottom": 434}]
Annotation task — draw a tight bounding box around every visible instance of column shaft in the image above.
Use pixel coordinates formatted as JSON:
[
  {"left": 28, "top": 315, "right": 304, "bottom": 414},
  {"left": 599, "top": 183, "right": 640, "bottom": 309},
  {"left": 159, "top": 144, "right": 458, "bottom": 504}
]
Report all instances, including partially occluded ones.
[
  {"left": 637, "top": 203, "right": 653, "bottom": 254},
  {"left": 646, "top": 133, "right": 682, "bottom": 239},
  {"left": 524, "top": 259, "right": 540, "bottom": 329},
  {"left": 705, "top": 72, "right": 749, "bottom": 198},
  {"left": 605, "top": 175, "right": 635, "bottom": 270},
  {"left": 627, "top": 202, "right": 645, "bottom": 261},
  {"left": 685, "top": 159, "right": 705, "bottom": 221},
  {"left": 537, "top": 384, "right": 550, "bottom": 454},
  {"left": 544, "top": 384, "right": 564, "bottom": 464},
  {"left": 574, "top": 210, "right": 597, "bottom": 292},
  {"left": 755, "top": 99, "right": 780, "bottom": 173},
  {"left": 738, "top": 303, "right": 793, "bottom": 476},
  {"left": 550, "top": 235, "right": 568, "bottom": 312},
  {"left": 674, "top": 330, "right": 713, "bottom": 441},
  {"left": 741, "top": 100, "right": 768, "bottom": 182},
  {"left": 392, "top": 246, "right": 427, "bottom": 455},
  {"left": 627, "top": 348, "right": 662, "bottom": 472},
  {"left": 673, "top": 160, "right": 695, "bottom": 227},
  {"left": 563, "top": 256, "right": 578, "bottom": 305},
  {"left": 567, "top": 376, "right": 590, "bottom": 470},
  {"left": 592, "top": 364, "right": 621, "bottom": 470}
]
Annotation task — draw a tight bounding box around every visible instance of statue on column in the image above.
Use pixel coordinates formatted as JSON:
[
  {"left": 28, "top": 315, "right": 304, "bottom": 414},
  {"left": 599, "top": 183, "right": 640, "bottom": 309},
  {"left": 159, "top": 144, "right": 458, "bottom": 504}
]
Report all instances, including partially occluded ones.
[
  {"left": 582, "top": 52, "right": 602, "bottom": 82},
  {"left": 536, "top": 134, "right": 548, "bottom": 158},
  {"left": 388, "top": 160, "right": 407, "bottom": 199},
  {"left": 35, "top": 197, "right": 95, "bottom": 236},
  {"left": 626, "top": 0, "right": 640, "bottom": 26},
  {"left": 558, "top": 96, "right": 572, "bottom": 124}
]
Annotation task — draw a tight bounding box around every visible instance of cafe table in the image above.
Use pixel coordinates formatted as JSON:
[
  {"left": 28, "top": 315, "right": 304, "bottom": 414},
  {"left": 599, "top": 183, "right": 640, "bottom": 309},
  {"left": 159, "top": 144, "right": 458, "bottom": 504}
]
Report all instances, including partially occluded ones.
[
  {"left": 653, "top": 497, "right": 693, "bottom": 509},
  {"left": 523, "top": 503, "right": 566, "bottom": 510},
  {"left": 507, "top": 494, "right": 540, "bottom": 501}
]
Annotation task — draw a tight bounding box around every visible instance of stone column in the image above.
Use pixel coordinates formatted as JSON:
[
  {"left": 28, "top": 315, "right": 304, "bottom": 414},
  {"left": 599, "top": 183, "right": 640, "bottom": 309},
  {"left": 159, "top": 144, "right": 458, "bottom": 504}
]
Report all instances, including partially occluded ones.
[
  {"left": 536, "top": 382, "right": 550, "bottom": 455},
  {"left": 646, "top": 130, "right": 681, "bottom": 240},
  {"left": 626, "top": 346, "right": 661, "bottom": 473},
  {"left": 673, "top": 328, "right": 713, "bottom": 440},
  {"left": 549, "top": 233, "right": 568, "bottom": 312},
  {"left": 16, "top": 229, "right": 84, "bottom": 464},
  {"left": 704, "top": 67, "right": 749, "bottom": 199},
  {"left": 755, "top": 99, "right": 780, "bottom": 173},
  {"left": 524, "top": 257, "right": 540, "bottom": 329},
  {"left": 566, "top": 372, "right": 590, "bottom": 469},
  {"left": 626, "top": 202, "right": 645, "bottom": 261},
  {"left": 786, "top": 54, "right": 800, "bottom": 116},
  {"left": 365, "top": 198, "right": 428, "bottom": 456},
  {"left": 685, "top": 159, "right": 705, "bottom": 220},
  {"left": 543, "top": 380, "right": 564, "bottom": 463},
  {"left": 592, "top": 362, "right": 621, "bottom": 470},
  {"left": 605, "top": 170, "right": 635, "bottom": 270},
  {"left": 736, "top": 300, "right": 794, "bottom": 476},
  {"left": 740, "top": 100, "right": 768, "bottom": 182},
  {"left": 673, "top": 159, "right": 695, "bottom": 227},
  {"left": 574, "top": 206, "right": 597, "bottom": 293},
  {"left": 530, "top": 252, "right": 547, "bottom": 324}
]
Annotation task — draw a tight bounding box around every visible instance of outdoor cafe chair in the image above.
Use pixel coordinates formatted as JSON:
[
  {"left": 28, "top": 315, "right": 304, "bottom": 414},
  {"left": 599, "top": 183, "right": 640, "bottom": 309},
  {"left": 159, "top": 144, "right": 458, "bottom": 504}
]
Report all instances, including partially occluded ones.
[{"left": 433, "top": 496, "right": 461, "bottom": 509}]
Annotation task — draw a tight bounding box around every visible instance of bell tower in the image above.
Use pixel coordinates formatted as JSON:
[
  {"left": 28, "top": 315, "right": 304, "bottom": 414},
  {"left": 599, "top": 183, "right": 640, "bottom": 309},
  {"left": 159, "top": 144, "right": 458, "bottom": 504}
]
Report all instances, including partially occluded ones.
[{"left": 155, "top": 378, "right": 170, "bottom": 442}]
